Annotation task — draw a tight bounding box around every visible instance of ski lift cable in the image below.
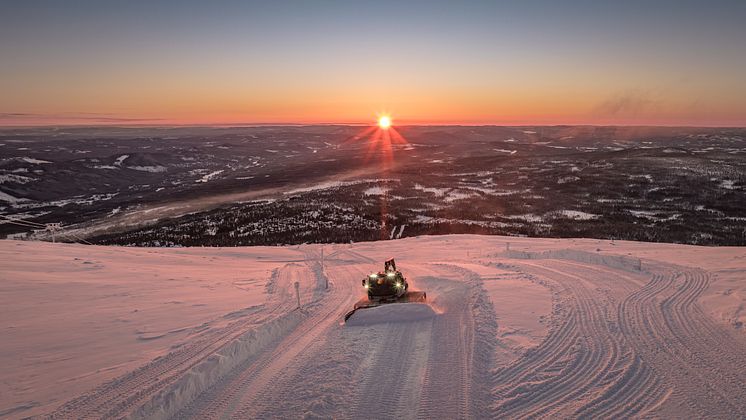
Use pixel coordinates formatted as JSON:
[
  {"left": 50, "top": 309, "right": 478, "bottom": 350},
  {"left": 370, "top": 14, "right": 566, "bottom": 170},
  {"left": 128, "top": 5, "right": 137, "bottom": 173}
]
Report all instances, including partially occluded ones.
[
  {"left": 0, "top": 219, "right": 39, "bottom": 228},
  {"left": 0, "top": 217, "right": 46, "bottom": 229},
  {"left": 0, "top": 219, "right": 46, "bottom": 229},
  {"left": 64, "top": 231, "right": 94, "bottom": 245},
  {"left": 0, "top": 214, "right": 47, "bottom": 227},
  {"left": 0, "top": 213, "right": 46, "bottom": 225},
  {"left": 0, "top": 214, "right": 92, "bottom": 245}
]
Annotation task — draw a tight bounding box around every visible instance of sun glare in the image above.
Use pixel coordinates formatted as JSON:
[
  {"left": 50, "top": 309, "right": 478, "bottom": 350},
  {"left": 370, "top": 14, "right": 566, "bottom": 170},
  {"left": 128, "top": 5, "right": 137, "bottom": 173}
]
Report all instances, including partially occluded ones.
[{"left": 378, "top": 115, "right": 392, "bottom": 129}]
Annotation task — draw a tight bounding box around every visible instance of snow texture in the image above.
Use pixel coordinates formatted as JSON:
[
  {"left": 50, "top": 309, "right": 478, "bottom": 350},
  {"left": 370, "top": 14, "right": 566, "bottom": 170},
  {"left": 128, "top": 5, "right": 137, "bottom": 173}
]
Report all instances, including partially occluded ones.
[
  {"left": 1, "top": 235, "right": 746, "bottom": 419},
  {"left": 127, "top": 165, "right": 167, "bottom": 173},
  {"left": 0, "top": 191, "right": 27, "bottom": 203},
  {"left": 20, "top": 157, "right": 51, "bottom": 164},
  {"left": 345, "top": 303, "right": 436, "bottom": 326}
]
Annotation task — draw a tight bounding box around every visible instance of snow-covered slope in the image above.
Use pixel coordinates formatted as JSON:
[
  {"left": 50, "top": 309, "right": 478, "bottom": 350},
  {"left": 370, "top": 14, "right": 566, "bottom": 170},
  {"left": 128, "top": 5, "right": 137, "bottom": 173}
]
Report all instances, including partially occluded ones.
[{"left": 1, "top": 235, "right": 745, "bottom": 418}]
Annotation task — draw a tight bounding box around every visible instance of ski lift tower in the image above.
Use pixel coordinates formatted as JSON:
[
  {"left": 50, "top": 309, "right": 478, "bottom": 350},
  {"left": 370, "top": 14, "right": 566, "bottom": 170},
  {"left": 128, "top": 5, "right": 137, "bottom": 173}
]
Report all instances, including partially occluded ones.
[{"left": 45, "top": 223, "right": 62, "bottom": 243}]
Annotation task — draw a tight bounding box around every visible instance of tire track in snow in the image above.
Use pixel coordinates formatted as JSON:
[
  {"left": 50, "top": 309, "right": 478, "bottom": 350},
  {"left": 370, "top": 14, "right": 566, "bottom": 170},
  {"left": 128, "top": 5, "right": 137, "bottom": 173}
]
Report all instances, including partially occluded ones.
[
  {"left": 415, "top": 264, "right": 497, "bottom": 420},
  {"left": 492, "top": 261, "right": 665, "bottom": 418},
  {"left": 493, "top": 257, "right": 746, "bottom": 418},
  {"left": 47, "top": 248, "right": 746, "bottom": 419},
  {"left": 351, "top": 320, "right": 433, "bottom": 420},
  {"left": 175, "top": 263, "right": 360, "bottom": 419},
  {"left": 47, "top": 263, "right": 304, "bottom": 420},
  {"left": 245, "top": 262, "right": 493, "bottom": 420},
  {"left": 229, "top": 265, "right": 361, "bottom": 419},
  {"left": 245, "top": 262, "right": 440, "bottom": 420},
  {"left": 415, "top": 292, "right": 473, "bottom": 420},
  {"left": 619, "top": 265, "right": 746, "bottom": 417},
  {"left": 537, "top": 261, "right": 666, "bottom": 418}
]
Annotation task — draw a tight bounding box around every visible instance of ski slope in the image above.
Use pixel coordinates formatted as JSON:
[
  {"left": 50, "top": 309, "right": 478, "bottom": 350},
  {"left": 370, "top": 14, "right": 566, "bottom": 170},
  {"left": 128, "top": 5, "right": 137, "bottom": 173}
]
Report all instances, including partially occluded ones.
[{"left": 1, "top": 235, "right": 745, "bottom": 418}]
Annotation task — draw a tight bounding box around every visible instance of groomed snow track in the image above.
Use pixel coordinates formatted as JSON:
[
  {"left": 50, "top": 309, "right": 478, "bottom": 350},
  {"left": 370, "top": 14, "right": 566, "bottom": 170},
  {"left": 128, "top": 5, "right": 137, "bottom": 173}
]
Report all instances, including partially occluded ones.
[{"left": 41, "top": 241, "right": 746, "bottom": 419}]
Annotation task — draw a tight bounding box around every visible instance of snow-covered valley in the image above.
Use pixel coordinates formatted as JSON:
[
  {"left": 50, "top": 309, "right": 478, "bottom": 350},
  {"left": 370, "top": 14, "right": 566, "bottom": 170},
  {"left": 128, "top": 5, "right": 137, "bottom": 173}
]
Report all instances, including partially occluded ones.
[
  {"left": 2, "top": 126, "right": 745, "bottom": 246},
  {"left": 1, "top": 235, "right": 745, "bottom": 418}
]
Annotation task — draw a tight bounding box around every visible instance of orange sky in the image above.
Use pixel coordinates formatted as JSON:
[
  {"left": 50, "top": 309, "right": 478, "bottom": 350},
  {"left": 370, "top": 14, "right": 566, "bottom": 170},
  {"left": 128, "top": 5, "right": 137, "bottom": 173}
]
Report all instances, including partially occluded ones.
[{"left": 1, "top": 2, "right": 745, "bottom": 126}]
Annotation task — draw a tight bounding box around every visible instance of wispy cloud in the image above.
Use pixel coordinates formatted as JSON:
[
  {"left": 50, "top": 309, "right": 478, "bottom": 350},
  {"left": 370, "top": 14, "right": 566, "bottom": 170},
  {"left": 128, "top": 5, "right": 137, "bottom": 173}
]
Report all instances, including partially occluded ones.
[
  {"left": 593, "top": 90, "right": 658, "bottom": 118},
  {"left": 0, "top": 112, "right": 164, "bottom": 125}
]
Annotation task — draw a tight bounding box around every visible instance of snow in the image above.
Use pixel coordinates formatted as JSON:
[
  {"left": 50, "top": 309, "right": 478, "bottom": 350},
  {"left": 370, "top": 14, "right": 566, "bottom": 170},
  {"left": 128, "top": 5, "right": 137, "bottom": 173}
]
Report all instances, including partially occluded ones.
[
  {"left": 630, "top": 209, "right": 658, "bottom": 218},
  {"left": 461, "top": 185, "right": 497, "bottom": 194},
  {"left": 455, "top": 262, "right": 550, "bottom": 359},
  {"left": 443, "top": 190, "right": 476, "bottom": 202},
  {"left": 195, "top": 169, "right": 223, "bottom": 182},
  {"left": 412, "top": 215, "right": 510, "bottom": 228},
  {"left": 8, "top": 193, "right": 117, "bottom": 211},
  {"left": 0, "top": 174, "right": 34, "bottom": 184},
  {"left": 286, "top": 179, "right": 397, "bottom": 195},
  {"left": 127, "top": 165, "right": 167, "bottom": 173},
  {"left": 346, "top": 303, "right": 436, "bottom": 326},
  {"left": 413, "top": 183, "right": 448, "bottom": 197},
  {"left": 363, "top": 186, "right": 389, "bottom": 196},
  {"left": 0, "top": 191, "right": 27, "bottom": 203},
  {"left": 1, "top": 235, "right": 746, "bottom": 419},
  {"left": 631, "top": 174, "right": 653, "bottom": 181},
  {"left": 506, "top": 213, "right": 544, "bottom": 223},
  {"left": 20, "top": 157, "right": 51, "bottom": 164},
  {"left": 0, "top": 241, "right": 298, "bottom": 418},
  {"left": 720, "top": 179, "right": 737, "bottom": 189},
  {"left": 114, "top": 155, "right": 129, "bottom": 166},
  {"left": 556, "top": 210, "right": 600, "bottom": 220},
  {"left": 556, "top": 175, "right": 580, "bottom": 184}
]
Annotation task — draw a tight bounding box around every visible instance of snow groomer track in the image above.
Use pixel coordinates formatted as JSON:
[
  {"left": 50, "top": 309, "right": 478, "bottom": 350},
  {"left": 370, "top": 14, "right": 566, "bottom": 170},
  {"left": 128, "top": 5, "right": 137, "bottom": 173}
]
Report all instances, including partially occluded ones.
[{"left": 2, "top": 235, "right": 744, "bottom": 419}]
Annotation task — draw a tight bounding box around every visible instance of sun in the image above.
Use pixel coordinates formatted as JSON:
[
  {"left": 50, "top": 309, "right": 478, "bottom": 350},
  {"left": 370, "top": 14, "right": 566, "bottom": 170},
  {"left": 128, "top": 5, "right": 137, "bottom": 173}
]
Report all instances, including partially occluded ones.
[{"left": 378, "top": 115, "right": 392, "bottom": 129}]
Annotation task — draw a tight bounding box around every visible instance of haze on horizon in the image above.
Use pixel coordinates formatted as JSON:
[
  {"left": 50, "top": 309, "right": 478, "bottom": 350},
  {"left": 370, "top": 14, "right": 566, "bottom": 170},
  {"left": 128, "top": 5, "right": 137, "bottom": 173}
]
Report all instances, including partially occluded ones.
[{"left": 1, "top": 0, "right": 745, "bottom": 127}]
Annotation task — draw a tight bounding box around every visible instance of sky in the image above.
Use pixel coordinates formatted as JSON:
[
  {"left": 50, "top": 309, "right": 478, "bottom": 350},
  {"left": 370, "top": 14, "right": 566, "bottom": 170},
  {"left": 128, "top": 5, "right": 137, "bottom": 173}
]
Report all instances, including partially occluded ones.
[{"left": 1, "top": 0, "right": 745, "bottom": 126}]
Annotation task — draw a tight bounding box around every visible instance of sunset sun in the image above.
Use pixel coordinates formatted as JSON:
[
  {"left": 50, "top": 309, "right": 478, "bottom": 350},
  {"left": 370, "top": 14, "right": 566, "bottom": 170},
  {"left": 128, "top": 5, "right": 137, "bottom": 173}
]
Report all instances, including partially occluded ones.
[{"left": 378, "top": 115, "right": 392, "bottom": 129}]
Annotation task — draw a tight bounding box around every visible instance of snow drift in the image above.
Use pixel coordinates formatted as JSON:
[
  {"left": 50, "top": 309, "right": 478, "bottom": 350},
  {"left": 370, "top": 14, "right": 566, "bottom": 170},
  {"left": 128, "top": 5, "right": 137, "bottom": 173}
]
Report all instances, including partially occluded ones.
[{"left": 1, "top": 235, "right": 745, "bottom": 419}]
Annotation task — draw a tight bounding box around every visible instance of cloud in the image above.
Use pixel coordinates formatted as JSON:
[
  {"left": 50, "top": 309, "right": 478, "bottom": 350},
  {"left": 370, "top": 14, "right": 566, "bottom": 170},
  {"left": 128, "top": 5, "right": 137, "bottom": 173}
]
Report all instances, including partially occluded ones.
[
  {"left": 0, "top": 113, "right": 36, "bottom": 117},
  {"left": 593, "top": 90, "right": 657, "bottom": 117},
  {"left": 0, "top": 112, "right": 164, "bottom": 124}
]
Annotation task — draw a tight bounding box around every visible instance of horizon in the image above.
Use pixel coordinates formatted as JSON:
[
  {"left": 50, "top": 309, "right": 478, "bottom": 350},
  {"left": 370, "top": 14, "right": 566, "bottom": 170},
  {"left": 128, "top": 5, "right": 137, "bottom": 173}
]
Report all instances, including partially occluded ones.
[{"left": 2, "top": 122, "right": 746, "bottom": 129}]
